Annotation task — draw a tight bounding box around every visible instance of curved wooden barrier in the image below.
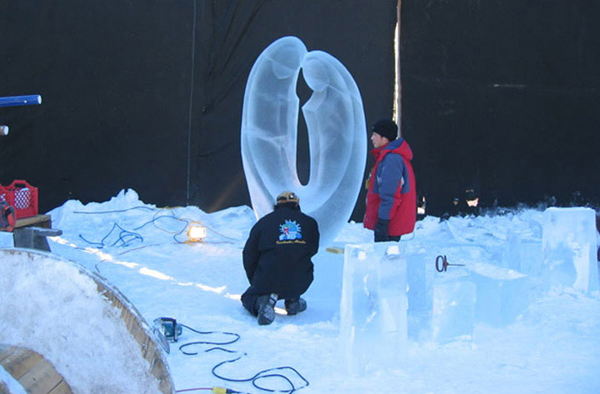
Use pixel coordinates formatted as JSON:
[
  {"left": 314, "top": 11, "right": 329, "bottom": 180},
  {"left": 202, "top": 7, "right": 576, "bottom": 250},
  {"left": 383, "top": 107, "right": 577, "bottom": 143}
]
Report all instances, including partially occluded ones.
[
  {"left": 92, "top": 273, "right": 174, "bottom": 394},
  {"left": 0, "top": 249, "right": 175, "bottom": 394},
  {"left": 0, "top": 344, "right": 73, "bottom": 394}
]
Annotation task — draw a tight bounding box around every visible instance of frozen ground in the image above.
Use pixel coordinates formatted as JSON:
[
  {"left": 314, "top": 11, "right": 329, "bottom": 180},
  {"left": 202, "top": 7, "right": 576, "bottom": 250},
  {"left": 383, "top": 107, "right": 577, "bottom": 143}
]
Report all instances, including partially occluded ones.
[{"left": 1, "top": 189, "right": 599, "bottom": 394}]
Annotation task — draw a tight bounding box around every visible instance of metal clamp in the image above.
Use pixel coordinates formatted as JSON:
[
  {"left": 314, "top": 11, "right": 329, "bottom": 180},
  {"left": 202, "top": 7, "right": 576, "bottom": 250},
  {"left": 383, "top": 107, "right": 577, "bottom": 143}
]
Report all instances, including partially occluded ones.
[{"left": 435, "top": 255, "right": 465, "bottom": 272}]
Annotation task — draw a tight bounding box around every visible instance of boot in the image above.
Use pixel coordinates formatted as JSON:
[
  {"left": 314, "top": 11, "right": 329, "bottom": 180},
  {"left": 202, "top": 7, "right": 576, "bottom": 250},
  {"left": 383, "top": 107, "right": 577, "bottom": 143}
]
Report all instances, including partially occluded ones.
[
  {"left": 256, "top": 293, "right": 278, "bottom": 325},
  {"left": 284, "top": 297, "right": 307, "bottom": 316}
]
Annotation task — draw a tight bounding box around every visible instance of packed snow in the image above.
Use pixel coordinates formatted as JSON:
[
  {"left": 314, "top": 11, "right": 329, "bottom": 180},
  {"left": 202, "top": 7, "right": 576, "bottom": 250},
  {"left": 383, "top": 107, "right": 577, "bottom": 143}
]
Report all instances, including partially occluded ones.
[
  {"left": 1, "top": 189, "right": 599, "bottom": 394},
  {"left": 0, "top": 250, "right": 163, "bottom": 394}
]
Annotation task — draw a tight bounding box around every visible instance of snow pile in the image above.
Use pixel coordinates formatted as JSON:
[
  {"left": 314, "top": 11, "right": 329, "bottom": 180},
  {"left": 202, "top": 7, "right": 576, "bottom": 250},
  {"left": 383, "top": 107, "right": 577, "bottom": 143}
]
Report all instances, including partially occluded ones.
[{"left": 0, "top": 250, "right": 162, "bottom": 394}]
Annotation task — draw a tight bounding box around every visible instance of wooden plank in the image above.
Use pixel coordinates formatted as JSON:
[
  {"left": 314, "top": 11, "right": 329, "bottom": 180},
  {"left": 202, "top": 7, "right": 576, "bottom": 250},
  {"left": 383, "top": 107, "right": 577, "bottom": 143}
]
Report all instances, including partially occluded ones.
[
  {"left": 0, "top": 347, "right": 44, "bottom": 380},
  {"left": 19, "top": 359, "right": 63, "bottom": 394},
  {"left": 0, "top": 344, "right": 19, "bottom": 363},
  {"left": 92, "top": 280, "right": 174, "bottom": 393},
  {"left": 0, "top": 346, "right": 73, "bottom": 394},
  {"left": 158, "top": 371, "right": 173, "bottom": 394},
  {"left": 48, "top": 380, "right": 72, "bottom": 394},
  {"left": 14, "top": 215, "right": 51, "bottom": 229}
]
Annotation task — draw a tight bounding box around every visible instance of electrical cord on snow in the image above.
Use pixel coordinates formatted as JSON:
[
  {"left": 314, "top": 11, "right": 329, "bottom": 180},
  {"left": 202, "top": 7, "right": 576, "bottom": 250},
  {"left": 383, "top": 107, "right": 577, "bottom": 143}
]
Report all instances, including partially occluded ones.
[
  {"left": 178, "top": 324, "right": 241, "bottom": 355},
  {"left": 207, "top": 348, "right": 309, "bottom": 394},
  {"left": 73, "top": 206, "right": 156, "bottom": 215},
  {"left": 141, "top": 206, "right": 238, "bottom": 243},
  {"left": 175, "top": 387, "right": 247, "bottom": 394},
  {"left": 78, "top": 222, "right": 144, "bottom": 248},
  {"left": 76, "top": 209, "right": 235, "bottom": 251},
  {"left": 177, "top": 324, "right": 309, "bottom": 394},
  {"left": 133, "top": 214, "right": 189, "bottom": 244}
]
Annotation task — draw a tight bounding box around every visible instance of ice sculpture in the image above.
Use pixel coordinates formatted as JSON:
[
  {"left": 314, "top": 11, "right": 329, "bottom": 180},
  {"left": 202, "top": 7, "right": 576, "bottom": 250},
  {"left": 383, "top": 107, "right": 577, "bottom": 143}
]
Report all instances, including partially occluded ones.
[{"left": 241, "top": 36, "right": 367, "bottom": 246}]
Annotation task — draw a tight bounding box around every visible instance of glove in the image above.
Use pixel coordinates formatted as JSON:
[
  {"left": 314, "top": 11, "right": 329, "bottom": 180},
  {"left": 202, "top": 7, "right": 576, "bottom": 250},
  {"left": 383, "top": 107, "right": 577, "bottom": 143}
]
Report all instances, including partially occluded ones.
[{"left": 374, "top": 218, "right": 390, "bottom": 242}]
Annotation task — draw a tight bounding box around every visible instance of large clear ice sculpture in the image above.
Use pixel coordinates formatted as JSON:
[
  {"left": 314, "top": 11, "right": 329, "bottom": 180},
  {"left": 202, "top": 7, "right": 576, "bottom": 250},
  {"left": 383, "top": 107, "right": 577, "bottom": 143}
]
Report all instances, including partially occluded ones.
[{"left": 241, "top": 36, "right": 367, "bottom": 246}]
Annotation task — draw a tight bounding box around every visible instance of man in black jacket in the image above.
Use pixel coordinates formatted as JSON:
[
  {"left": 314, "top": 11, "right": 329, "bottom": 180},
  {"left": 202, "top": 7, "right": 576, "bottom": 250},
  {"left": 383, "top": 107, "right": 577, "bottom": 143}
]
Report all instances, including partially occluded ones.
[{"left": 241, "top": 191, "right": 320, "bottom": 325}]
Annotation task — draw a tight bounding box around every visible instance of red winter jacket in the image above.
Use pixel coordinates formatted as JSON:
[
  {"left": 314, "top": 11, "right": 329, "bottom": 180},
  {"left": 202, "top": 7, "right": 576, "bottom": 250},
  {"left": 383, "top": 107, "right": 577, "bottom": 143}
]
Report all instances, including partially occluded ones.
[{"left": 363, "top": 138, "right": 416, "bottom": 237}]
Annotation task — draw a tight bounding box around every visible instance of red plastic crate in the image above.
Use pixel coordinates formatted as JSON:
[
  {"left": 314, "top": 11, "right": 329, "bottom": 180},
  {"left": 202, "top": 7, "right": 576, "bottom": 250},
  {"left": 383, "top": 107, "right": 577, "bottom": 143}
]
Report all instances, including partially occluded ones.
[{"left": 0, "top": 180, "right": 39, "bottom": 219}]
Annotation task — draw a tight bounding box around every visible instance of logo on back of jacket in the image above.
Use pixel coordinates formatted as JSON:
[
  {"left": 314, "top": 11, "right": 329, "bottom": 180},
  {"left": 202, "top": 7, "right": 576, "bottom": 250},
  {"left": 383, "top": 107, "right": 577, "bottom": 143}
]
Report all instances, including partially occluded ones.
[{"left": 277, "top": 220, "right": 306, "bottom": 244}]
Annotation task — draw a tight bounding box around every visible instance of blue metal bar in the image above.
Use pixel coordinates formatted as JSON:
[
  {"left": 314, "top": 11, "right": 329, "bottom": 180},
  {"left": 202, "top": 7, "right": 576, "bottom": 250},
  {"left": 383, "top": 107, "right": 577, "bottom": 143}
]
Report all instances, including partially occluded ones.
[{"left": 0, "top": 95, "right": 42, "bottom": 108}]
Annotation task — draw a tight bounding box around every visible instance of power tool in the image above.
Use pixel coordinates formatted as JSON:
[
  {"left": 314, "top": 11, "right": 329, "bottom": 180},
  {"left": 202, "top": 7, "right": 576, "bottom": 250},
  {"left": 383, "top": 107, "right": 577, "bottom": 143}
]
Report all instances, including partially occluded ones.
[{"left": 153, "top": 317, "right": 183, "bottom": 353}]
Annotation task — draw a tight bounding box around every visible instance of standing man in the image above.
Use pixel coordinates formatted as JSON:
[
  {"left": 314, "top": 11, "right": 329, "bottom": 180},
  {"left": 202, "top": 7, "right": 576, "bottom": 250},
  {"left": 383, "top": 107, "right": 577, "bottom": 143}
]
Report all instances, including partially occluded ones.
[
  {"left": 363, "top": 118, "right": 417, "bottom": 242},
  {"left": 242, "top": 191, "right": 320, "bottom": 325}
]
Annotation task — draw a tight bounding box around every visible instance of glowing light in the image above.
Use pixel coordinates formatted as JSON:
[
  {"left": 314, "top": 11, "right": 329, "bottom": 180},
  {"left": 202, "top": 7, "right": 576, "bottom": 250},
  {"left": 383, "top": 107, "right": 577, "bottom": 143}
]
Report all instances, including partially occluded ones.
[
  {"left": 187, "top": 222, "right": 207, "bottom": 242},
  {"left": 417, "top": 196, "right": 426, "bottom": 215},
  {"left": 467, "top": 198, "right": 479, "bottom": 207}
]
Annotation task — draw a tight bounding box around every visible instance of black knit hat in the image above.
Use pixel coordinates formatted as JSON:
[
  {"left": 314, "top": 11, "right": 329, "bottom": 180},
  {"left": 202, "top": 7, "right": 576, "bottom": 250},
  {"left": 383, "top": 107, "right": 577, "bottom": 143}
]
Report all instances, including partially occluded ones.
[{"left": 372, "top": 118, "right": 398, "bottom": 141}]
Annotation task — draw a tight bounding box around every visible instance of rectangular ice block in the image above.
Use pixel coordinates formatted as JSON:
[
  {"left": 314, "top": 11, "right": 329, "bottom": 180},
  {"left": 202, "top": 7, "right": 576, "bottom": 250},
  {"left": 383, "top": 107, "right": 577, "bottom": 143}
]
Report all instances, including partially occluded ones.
[
  {"left": 340, "top": 242, "right": 408, "bottom": 374},
  {"left": 432, "top": 274, "right": 476, "bottom": 343},
  {"left": 519, "top": 240, "right": 543, "bottom": 276},
  {"left": 542, "top": 207, "right": 599, "bottom": 292},
  {"left": 469, "top": 262, "right": 529, "bottom": 326},
  {"left": 405, "top": 250, "right": 431, "bottom": 341}
]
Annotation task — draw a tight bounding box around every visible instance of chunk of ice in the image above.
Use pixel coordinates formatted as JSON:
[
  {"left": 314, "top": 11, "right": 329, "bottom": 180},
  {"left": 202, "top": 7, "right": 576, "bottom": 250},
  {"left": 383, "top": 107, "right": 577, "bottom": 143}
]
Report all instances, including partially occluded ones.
[
  {"left": 340, "top": 243, "right": 408, "bottom": 374},
  {"left": 406, "top": 250, "right": 432, "bottom": 341},
  {"left": 469, "top": 262, "right": 529, "bottom": 326},
  {"left": 432, "top": 273, "right": 476, "bottom": 343},
  {"left": 542, "top": 207, "right": 599, "bottom": 292}
]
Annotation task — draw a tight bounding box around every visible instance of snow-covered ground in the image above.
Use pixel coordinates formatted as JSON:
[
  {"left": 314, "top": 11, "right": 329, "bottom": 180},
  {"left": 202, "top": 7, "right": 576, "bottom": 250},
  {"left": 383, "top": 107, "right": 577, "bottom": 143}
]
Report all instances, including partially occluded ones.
[{"left": 2, "top": 189, "right": 600, "bottom": 394}]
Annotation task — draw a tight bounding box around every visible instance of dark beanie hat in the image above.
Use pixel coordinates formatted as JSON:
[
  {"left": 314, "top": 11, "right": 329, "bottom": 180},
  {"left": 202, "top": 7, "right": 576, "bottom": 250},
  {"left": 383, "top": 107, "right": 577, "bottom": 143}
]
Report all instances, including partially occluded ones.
[{"left": 372, "top": 118, "right": 398, "bottom": 141}]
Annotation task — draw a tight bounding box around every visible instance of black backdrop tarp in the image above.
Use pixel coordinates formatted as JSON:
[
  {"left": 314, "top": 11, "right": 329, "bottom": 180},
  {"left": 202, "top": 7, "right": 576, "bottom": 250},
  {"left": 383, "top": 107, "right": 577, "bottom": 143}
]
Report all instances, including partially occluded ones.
[
  {"left": 400, "top": 0, "right": 600, "bottom": 216},
  {"left": 0, "top": 0, "right": 397, "bottom": 220},
  {"left": 1, "top": 0, "right": 599, "bottom": 222}
]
